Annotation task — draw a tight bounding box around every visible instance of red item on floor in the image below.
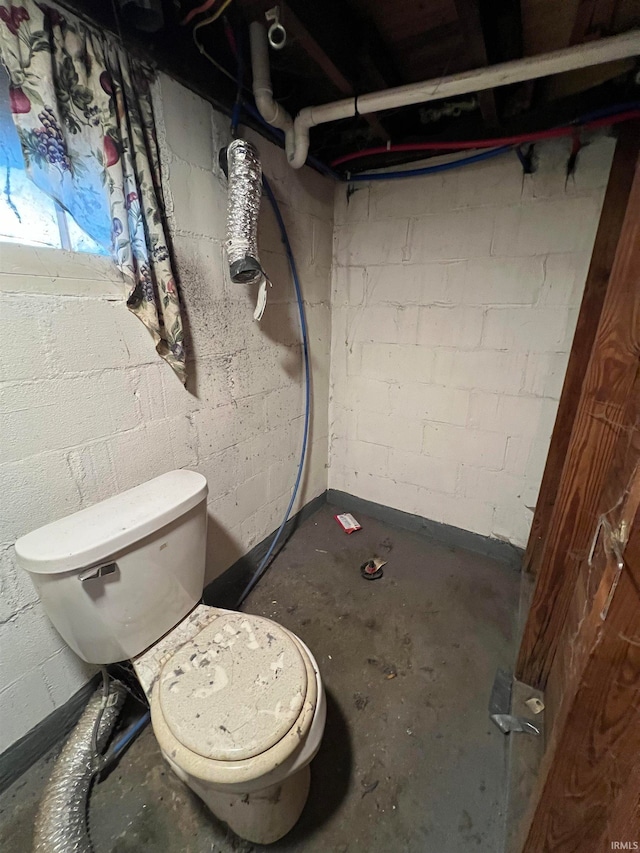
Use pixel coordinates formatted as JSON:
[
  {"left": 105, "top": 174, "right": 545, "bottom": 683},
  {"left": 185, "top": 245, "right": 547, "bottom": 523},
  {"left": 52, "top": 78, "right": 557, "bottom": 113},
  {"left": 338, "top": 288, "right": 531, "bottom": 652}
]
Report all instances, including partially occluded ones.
[{"left": 335, "top": 513, "right": 362, "bottom": 534}]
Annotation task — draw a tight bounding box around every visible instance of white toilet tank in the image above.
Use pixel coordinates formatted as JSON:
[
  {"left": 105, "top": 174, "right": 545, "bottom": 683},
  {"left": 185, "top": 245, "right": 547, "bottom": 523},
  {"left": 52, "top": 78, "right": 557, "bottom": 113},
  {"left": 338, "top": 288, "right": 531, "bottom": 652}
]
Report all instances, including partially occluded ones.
[{"left": 15, "top": 470, "right": 208, "bottom": 664}]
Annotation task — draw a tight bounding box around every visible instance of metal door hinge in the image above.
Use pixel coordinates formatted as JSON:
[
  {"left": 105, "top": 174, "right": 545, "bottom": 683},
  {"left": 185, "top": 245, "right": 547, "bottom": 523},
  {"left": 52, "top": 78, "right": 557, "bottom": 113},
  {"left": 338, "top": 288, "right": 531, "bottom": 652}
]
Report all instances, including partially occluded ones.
[{"left": 488, "top": 668, "right": 540, "bottom": 736}]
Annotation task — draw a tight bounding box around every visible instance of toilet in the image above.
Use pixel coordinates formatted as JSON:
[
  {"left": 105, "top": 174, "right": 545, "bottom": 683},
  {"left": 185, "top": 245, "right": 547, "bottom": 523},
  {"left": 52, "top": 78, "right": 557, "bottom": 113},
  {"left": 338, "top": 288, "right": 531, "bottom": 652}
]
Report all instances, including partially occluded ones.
[{"left": 14, "top": 470, "right": 326, "bottom": 845}]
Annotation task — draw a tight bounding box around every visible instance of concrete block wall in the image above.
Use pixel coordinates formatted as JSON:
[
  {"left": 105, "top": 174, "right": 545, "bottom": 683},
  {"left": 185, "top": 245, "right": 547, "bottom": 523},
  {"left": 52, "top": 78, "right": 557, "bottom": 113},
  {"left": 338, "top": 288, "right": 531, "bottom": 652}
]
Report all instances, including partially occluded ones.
[
  {"left": 0, "top": 74, "right": 333, "bottom": 753},
  {"left": 329, "top": 136, "right": 615, "bottom": 547}
]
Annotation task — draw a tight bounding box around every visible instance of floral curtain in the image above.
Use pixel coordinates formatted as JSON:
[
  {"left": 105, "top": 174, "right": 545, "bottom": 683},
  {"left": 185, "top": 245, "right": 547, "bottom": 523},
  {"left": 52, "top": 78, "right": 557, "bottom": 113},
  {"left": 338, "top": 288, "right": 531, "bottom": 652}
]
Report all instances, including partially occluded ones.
[{"left": 0, "top": 1, "right": 186, "bottom": 382}]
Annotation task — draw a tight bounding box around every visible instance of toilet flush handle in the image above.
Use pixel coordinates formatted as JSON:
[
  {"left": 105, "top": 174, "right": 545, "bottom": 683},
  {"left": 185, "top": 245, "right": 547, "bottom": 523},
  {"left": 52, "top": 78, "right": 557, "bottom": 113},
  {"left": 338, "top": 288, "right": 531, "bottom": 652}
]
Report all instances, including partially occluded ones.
[{"left": 78, "top": 562, "right": 118, "bottom": 583}]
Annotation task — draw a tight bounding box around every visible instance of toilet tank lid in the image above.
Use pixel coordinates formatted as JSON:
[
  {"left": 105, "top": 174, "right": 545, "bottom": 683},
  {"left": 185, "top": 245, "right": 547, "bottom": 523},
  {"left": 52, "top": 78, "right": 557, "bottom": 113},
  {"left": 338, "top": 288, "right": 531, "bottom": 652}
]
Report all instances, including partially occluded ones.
[{"left": 15, "top": 470, "right": 208, "bottom": 575}]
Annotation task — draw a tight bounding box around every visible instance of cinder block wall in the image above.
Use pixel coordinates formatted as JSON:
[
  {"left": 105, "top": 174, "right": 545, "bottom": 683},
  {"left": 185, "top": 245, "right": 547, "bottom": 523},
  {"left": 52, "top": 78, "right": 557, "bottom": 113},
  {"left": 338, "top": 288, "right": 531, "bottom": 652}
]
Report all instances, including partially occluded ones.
[
  {"left": 0, "top": 75, "right": 333, "bottom": 752},
  {"left": 0, "top": 94, "right": 618, "bottom": 755},
  {"left": 329, "top": 137, "right": 615, "bottom": 546}
]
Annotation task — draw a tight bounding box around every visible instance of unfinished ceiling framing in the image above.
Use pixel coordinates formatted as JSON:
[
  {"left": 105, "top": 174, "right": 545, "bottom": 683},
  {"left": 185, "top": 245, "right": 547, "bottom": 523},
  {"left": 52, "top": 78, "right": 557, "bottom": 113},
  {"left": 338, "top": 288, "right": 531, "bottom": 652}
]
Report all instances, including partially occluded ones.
[{"left": 60, "top": 0, "right": 640, "bottom": 171}]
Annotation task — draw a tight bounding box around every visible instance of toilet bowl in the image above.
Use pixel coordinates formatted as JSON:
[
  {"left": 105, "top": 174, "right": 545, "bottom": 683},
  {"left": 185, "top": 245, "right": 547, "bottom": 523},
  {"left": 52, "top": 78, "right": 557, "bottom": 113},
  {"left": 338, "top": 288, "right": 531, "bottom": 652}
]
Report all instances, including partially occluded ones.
[
  {"left": 15, "top": 470, "right": 325, "bottom": 845},
  {"left": 133, "top": 604, "right": 326, "bottom": 843}
]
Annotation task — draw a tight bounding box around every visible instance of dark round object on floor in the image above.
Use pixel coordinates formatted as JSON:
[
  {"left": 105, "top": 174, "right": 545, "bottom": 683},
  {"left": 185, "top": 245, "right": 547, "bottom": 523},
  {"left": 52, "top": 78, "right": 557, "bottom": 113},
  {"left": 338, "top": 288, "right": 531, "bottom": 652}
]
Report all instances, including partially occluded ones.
[{"left": 360, "top": 560, "right": 384, "bottom": 580}]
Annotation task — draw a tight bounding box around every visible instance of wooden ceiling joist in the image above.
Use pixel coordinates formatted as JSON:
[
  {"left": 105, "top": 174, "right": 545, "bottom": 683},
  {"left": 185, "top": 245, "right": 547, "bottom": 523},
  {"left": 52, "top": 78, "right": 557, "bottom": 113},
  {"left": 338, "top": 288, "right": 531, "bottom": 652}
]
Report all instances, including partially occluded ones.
[
  {"left": 454, "top": 0, "right": 500, "bottom": 126},
  {"left": 570, "top": 0, "right": 620, "bottom": 43}
]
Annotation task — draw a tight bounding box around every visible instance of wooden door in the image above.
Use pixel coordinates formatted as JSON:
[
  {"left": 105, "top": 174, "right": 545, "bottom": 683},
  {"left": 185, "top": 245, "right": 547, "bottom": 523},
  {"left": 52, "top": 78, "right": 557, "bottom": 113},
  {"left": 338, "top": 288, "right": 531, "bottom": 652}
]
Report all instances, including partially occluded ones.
[
  {"left": 515, "top": 126, "right": 640, "bottom": 851},
  {"left": 519, "top": 368, "right": 640, "bottom": 850},
  {"left": 517, "top": 126, "right": 640, "bottom": 690}
]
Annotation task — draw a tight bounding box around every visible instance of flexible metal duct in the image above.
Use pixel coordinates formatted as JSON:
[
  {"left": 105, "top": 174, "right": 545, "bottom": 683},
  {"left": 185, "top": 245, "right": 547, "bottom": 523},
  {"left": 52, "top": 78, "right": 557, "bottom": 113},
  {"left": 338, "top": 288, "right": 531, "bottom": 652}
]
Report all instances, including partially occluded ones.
[
  {"left": 225, "top": 139, "right": 263, "bottom": 285},
  {"left": 33, "top": 681, "right": 126, "bottom": 853}
]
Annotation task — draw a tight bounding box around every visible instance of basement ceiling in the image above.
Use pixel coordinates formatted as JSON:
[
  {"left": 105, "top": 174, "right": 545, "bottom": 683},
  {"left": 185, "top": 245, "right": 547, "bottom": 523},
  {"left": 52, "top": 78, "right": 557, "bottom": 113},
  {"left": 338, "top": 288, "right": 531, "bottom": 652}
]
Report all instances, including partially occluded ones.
[{"left": 61, "top": 0, "right": 640, "bottom": 171}]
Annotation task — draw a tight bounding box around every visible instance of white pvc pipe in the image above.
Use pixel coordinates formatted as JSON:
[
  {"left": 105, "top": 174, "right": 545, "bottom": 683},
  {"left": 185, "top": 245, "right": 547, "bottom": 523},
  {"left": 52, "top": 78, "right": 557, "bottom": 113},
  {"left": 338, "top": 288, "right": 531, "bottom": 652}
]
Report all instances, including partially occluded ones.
[
  {"left": 249, "top": 22, "right": 296, "bottom": 163},
  {"left": 281, "top": 29, "right": 640, "bottom": 169}
]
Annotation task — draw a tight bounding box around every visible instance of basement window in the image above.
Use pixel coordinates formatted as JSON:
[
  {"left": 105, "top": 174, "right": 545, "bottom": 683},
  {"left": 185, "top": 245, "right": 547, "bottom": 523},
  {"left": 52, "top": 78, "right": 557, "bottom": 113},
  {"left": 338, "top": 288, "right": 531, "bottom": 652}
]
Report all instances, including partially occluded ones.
[{"left": 0, "top": 68, "right": 107, "bottom": 255}]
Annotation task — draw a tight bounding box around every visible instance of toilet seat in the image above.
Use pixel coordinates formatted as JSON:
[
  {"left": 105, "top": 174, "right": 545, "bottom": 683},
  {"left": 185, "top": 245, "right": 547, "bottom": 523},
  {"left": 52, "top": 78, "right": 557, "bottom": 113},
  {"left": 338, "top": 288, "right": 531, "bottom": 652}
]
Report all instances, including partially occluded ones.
[
  {"left": 157, "top": 612, "right": 308, "bottom": 761},
  {"left": 134, "top": 606, "right": 319, "bottom": 790}
]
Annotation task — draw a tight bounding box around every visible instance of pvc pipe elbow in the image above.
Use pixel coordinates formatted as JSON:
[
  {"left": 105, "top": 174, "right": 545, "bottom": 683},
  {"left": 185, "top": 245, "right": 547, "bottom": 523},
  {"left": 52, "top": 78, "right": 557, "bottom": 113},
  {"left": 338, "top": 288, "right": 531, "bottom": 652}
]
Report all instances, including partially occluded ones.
[
  {"left": 254, "top": 90, "right": 289, "bottom": 130},
  {"left": 288, "top": 110, "right": 314, "bottom": 169},
  {"left": 288, "top": 137, "right": 308, "bottom": 169},
  {"left": 253, "top": 91, "right": 277, "bottom": 125},
  {"left": 250, "top": 21, "right": 300, "bottom": 166}
]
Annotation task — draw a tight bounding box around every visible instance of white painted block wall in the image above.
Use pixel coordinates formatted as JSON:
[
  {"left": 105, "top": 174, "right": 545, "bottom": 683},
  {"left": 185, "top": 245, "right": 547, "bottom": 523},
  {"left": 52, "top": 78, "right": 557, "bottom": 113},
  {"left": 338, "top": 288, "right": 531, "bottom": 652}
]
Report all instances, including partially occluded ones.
[
  {"left": 0, "top": 74, "right": 333, "bottom": 752},
  {"left": 329, "top": 136, "right": 615, "bottom": 547}
]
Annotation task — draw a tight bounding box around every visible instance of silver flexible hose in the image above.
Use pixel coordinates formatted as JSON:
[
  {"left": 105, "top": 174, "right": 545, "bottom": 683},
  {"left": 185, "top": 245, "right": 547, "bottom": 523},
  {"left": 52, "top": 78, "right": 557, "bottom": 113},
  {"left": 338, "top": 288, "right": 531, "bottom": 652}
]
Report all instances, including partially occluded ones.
[
  {"left": 33, "top": 677, "right": 126, "bottom": 853},
  {"left": 225, "top": 139, "right": 263, "bottom": 285}
]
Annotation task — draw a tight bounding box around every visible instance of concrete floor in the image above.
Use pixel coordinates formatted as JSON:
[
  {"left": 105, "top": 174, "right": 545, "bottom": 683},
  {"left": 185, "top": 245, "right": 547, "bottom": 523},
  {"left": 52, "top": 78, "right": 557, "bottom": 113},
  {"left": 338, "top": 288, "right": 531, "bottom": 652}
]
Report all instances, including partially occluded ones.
[{"left": 0, "top": 504, "right": 520, "bottom": 852}]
